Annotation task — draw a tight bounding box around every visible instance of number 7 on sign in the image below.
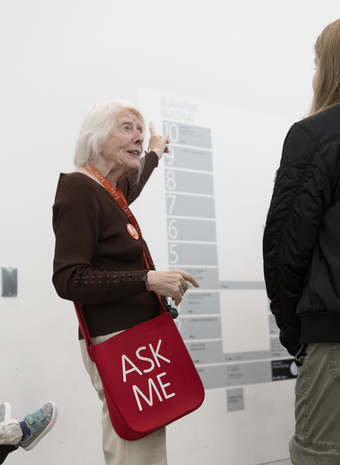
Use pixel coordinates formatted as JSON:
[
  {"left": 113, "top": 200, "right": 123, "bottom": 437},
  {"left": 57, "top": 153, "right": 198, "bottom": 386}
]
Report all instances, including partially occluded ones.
[{"left": 167, "top": 194, "right": 176, "bottom": 215}]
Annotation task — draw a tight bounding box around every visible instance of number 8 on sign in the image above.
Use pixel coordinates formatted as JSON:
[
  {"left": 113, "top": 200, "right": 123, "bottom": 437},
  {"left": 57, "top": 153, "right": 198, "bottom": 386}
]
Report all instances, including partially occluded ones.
[{"left": 166, "top": 170, "right": 176, "bottom": 190}]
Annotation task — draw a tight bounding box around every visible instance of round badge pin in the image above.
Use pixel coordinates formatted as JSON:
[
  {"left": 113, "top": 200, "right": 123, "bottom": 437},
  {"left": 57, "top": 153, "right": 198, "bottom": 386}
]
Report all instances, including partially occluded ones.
[{"left": 126, "top": 223, "right": 139, "bottom": 240}]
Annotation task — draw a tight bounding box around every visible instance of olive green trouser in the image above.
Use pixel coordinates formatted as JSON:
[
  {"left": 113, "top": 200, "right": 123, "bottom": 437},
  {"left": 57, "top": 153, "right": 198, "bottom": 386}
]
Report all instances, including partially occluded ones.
[{"left": 290, "top": 343, "right": 340, "bottom": 465}]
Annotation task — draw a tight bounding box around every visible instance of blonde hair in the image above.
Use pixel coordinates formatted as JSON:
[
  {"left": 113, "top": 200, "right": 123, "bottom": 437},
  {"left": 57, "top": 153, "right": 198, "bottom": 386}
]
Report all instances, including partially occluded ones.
[
  {"left": 74, "top": 99, "right": 145, "bottom": 168},
  {"left": 310, "top": 19, "right": 340, "bottom": 116}
]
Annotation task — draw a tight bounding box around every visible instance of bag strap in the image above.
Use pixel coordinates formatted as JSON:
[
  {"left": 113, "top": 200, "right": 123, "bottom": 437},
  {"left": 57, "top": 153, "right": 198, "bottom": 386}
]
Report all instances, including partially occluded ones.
[
  {"left": 73, "top": 301, "right": 95, "bottom": 362},
  {"left": 74, "top": 284, "right": 166, "bottom": 363}
]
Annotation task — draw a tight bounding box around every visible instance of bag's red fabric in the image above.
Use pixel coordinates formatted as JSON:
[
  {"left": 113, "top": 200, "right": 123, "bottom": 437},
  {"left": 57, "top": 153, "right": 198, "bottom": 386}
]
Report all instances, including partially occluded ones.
[{"left": 75, "top": 303, "right": 205, "bottom": 440}]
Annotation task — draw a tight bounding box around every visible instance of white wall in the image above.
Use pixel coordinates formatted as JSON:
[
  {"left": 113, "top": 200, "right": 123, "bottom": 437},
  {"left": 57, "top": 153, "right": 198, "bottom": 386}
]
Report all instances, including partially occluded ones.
[{"left": 0, "top": 1, "right": 339, "bottom": 464}]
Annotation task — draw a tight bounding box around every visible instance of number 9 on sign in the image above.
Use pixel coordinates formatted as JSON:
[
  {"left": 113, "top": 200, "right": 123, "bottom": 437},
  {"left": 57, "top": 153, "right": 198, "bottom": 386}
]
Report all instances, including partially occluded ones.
[{"left": 165, "top": 147, "right": 175, "bottom": 166}]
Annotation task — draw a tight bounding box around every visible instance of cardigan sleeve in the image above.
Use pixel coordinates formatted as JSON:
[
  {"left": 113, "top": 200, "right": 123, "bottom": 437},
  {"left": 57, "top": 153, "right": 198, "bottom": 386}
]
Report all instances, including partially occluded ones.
[
  {"left": 118, "top": 151, "right": 159, "bottom": 205},
  {"left": 263, "top": 123, "right": 331, "bottom": 356},
  {"left": 52, "top": 177, "right": 149, "bottom": 304}
]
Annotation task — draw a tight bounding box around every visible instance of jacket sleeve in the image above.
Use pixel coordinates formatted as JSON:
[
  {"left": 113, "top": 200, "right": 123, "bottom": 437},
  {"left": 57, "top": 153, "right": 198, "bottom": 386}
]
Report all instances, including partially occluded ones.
[
  {"left": 118, "top": 151, "right": 159, "bottom": 205},
  {"left": 263, "top": 123, "right": 331, "bottom": 356}
]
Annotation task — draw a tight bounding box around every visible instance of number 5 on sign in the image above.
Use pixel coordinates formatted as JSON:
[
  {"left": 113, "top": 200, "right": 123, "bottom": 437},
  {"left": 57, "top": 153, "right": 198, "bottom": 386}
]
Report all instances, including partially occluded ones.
[{"left": 169, "top": 244, "right": 178, "bottom": 264}]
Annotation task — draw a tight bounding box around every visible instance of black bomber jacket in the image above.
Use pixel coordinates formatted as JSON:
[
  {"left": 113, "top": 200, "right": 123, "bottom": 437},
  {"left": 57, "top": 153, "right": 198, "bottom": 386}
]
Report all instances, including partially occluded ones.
[{"left": 263, "top": 105, "right": 340, "bottom": 357}]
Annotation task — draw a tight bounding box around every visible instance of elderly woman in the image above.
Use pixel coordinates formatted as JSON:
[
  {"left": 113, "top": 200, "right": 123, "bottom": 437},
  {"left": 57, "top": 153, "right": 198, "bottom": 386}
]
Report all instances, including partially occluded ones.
[{"left": 52, "top": 99, "right": 198, "bottom": 465}]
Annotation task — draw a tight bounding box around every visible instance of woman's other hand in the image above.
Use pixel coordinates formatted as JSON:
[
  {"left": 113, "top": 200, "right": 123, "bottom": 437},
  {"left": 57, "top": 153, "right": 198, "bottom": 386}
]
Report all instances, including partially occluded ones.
[
  {"left": 146, "top": 269, "right": 199, "bottom": 306},
  {"left": 148, "top": 122, "right": 170, "bottom": 159}
]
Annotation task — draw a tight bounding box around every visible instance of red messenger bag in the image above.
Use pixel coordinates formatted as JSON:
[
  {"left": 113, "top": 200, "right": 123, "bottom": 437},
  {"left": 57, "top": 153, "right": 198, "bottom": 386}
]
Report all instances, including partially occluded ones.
[
  {"left": 74, "top": 300, "right": 205, "bottom": 440},
  {"left": 73, "top": 163, "right": 205, "bottom": 440}
]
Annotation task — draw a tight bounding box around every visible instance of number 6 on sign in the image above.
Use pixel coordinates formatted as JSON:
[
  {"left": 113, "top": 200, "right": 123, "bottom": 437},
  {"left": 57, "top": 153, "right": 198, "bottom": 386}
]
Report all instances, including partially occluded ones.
[
  {"left": 169, "top": 244, "right": 179, "bottom": 264},
  {"left": 168, "top": 220, "right": 178, "bottom": 239}
]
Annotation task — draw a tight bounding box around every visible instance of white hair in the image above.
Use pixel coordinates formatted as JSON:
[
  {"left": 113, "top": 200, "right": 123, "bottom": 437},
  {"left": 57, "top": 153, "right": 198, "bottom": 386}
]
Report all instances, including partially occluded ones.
[{"left": 74, "top": 99, "right": 145, "bottom": 168}]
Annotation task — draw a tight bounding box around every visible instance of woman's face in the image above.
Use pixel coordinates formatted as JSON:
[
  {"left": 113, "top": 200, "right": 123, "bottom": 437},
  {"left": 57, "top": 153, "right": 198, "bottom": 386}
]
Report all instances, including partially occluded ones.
[
  {"left": 99, "top": 109, "right": 144, "bottom": 177},
  {"left": 313, "top": 56, "right": 319, "bottom": 92}
]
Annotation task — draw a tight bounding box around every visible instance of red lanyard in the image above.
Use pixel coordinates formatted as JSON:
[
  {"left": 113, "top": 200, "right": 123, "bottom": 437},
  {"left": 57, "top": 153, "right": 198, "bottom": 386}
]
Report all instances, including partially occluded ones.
[
  {"left": 82, "top": 163, "right": 176, "bottom": 317},
  {"left": 83, "top": 163, "right": 153, "bottom": 268}
]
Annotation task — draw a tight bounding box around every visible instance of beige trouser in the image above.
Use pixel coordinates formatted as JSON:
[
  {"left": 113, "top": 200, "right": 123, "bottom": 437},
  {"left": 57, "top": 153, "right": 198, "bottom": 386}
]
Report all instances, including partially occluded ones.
[
  {"left": 80, "top": 332, "right": 167, "bottom": 465},
  {"left": 0, "top": 421, "right": 22, "bottom": 446}
]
